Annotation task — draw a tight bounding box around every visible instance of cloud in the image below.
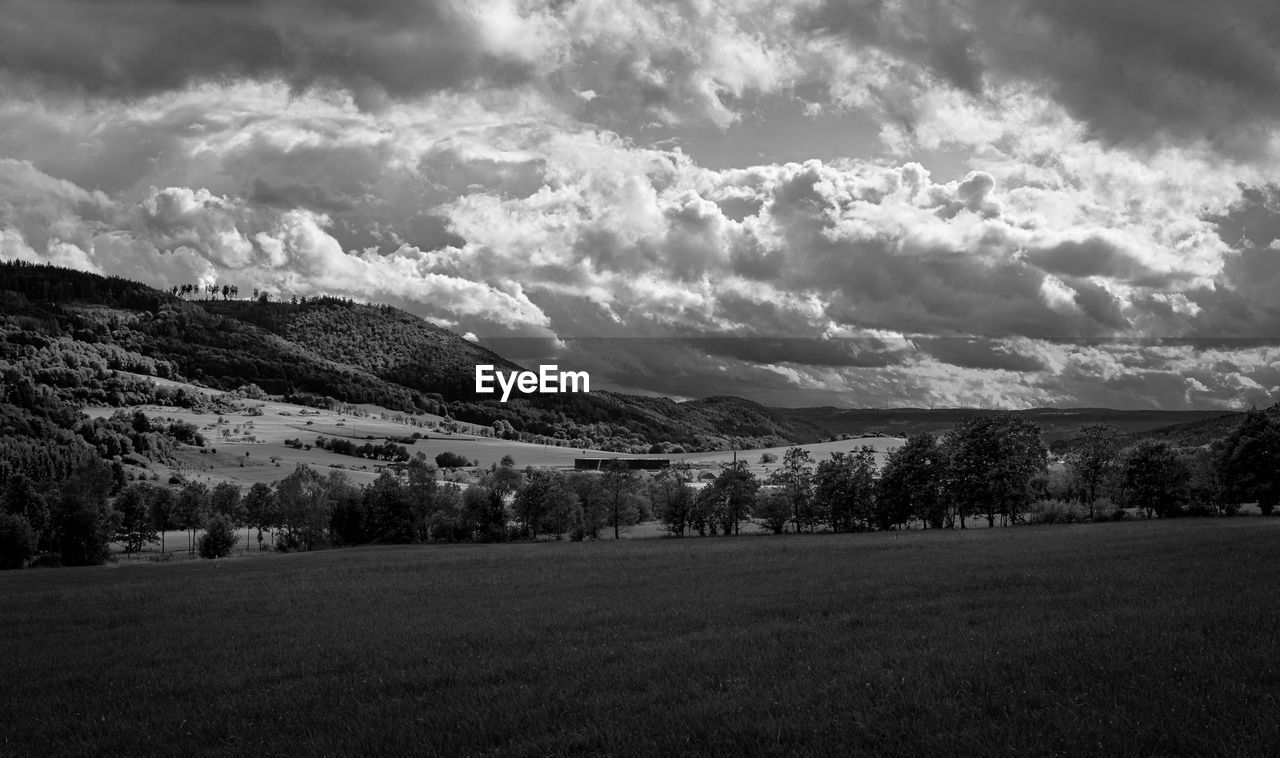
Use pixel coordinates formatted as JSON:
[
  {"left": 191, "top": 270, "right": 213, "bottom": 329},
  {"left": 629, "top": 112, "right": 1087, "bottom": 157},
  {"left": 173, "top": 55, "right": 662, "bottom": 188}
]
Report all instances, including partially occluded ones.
[
  {"left": 800, "top": 0, "right": 1280, "bottom": 156},
  {"left": 0, "top": 0, "right": 555, "bottom": 109}
]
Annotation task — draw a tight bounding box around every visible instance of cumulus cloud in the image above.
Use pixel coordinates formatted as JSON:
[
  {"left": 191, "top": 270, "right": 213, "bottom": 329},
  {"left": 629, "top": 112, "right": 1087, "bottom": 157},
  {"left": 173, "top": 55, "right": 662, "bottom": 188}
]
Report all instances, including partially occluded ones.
[{"left": 3, "top": 5, "right": 1280, "bottom": 409}]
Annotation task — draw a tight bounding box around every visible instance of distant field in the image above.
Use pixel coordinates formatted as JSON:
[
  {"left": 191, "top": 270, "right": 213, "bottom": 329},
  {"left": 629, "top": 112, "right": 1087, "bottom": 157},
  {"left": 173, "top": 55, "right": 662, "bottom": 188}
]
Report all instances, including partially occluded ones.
[
  {"left": 83, "top": 377, "right": 649, "bottom": 489},
  {"left": 85, "top": 377, "right": 905, "bottom": 492},
  {"left": 671, "top": 436, "right": 906, "bottom": 478},
  {"left": 5, "top": 519, "right": 1279, "bottom": 756}
]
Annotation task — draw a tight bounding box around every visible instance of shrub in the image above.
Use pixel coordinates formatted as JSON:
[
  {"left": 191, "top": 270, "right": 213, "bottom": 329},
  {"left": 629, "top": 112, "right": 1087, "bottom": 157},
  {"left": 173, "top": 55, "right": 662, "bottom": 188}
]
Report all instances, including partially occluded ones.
[
  {"left": 1093, "top": 497, "right": 1126, "bottom": 521},
  {"left": 435, "top": 451, "right": 471, "bottom": 469},
  {"left": 274, "top": 532, "right": 301, "bottom": 552},
  {"left": 197, "top": 515, "right": 239, "bottom": 559},
  {"left": 0, "top": 514, "right": 37, "bottom": 569},
  {"left": 760, "top": 452, "right": 778, "bottom": 464},
  {"left": 1025, "top": 499, "right": 1087, "bottom": 525}
]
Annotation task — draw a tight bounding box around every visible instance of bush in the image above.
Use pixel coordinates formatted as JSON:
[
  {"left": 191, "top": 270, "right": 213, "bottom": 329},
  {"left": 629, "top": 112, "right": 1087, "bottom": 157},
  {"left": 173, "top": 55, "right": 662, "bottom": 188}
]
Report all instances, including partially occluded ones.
[
  {"left": 274, "top": 532, "right": 302, "bottom": 553},
  {"left": 435, "top": 451, "right": 472, "bottom": 469},
  {"left": 760, "top": 452, "right": 778, "bottom": 464},
  {"left": 197, "top": 515, "right": 239, "bottom": 559},
  {"left": 1093, "top": 497, "right": 1126, "bottom": 521},
  {"left": 0, "top": 513, "right": 37, "bottom": 569},
  {"left": 1025, "top": 499, "right": 1087, "bottom": 525}
]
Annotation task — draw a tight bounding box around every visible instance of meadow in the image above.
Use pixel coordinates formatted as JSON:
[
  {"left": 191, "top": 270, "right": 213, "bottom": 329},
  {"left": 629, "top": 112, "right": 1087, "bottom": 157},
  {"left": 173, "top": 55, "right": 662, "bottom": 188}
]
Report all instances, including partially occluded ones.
[{"left": 4, "top": 519, "right": 1279, "bottom": 757}]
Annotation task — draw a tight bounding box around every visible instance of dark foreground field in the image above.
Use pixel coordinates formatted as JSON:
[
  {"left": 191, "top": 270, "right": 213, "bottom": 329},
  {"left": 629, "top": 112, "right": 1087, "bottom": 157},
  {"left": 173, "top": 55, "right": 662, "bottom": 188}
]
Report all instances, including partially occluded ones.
[{"left": 4, "top": 521, "right": 1280, "bottom": 757}]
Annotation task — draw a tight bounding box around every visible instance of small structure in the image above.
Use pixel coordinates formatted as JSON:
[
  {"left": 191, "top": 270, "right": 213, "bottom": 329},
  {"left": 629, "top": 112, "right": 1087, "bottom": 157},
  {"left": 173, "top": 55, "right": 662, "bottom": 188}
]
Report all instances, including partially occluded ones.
[{"left": 574, "top": 457, "right": 671, "bottom": 471}]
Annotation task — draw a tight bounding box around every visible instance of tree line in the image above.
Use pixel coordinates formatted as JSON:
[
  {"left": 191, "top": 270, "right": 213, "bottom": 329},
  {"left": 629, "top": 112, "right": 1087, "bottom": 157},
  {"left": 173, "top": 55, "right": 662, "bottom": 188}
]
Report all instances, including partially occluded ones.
[{"left": 2, "top": 409, "right": 1278, "bottom": 569}]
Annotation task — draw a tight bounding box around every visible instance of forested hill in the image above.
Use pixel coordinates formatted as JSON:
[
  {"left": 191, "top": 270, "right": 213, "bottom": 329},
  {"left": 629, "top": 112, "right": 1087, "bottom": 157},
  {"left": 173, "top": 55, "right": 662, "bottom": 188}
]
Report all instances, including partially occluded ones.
[
  {"left": 0, "top": 261, "right": 824, "bottom": 452},
  {"left": 201, "top": 298, "right": 523, "bottom": 400},
  {"left": 774, "top": 406, "right": 1238, "bottom": 450}
]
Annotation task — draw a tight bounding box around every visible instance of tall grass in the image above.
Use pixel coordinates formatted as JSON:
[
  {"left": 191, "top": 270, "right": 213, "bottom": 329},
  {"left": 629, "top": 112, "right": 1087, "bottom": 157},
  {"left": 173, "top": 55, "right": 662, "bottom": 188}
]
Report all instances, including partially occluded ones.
[{"left": 3, "top": 519, "right": 1279, "bottom": 756}]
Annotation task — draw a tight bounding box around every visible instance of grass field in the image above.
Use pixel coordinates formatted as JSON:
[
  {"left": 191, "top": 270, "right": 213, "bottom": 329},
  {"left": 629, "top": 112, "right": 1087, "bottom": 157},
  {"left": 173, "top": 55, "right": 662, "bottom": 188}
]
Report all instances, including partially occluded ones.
[
  {"left": 5, "top": 519, "right": 1279, "bottom": 757},
  {"left": 83, "top": 376, "right": 648, "bottom": 489},
  {"left": 84, "top": 376, "right": 908, "bottom": 493}
]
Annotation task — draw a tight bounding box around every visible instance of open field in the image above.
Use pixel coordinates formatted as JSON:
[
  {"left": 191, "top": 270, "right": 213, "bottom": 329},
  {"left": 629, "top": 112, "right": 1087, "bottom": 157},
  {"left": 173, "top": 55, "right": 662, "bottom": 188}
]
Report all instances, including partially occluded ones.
[
  {"left": 5, "top": 519, "right": 1280, "bottom": 756},
  {"left": 84, "top": 376, "right": 649, "bottom": 489},
  {"left": 85, "top": 376, "right": 906, "bottom": 493},
  {"left": 670, "top": 436, "right": 906, "bottom": 478}
]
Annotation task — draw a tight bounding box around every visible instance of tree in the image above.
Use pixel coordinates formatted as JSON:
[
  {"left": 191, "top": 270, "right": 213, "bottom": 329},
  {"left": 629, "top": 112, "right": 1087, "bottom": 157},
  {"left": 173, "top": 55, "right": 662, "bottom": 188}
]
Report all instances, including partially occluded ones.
[
  {"left": 364, "top": 471, "right": 414, "bottom": 543},
  {"left": 513, "top": 471, "right": 550, "bottom": 539},
  {"left": 1216, "top": 407, "right": 1280, "bottom": 515},
  {"left": 754, "top": 488, "right": 792, "bottom": 535},
  {"left": 701, "top": 460, "right": 758, "bottom": 536},
  {"left": 242, "top": 482, "right": 276, "bottom": 550},
  {"left": 274, "top": 465, "right": 329, "bottom": 551},
  {"left": 944, "top": 415, "right": 1048, "bottom": 528},
  {"left": 2, "top": 473, "right": 51, "bottom": 553},
  {"left": 426, "top": 483, "right": 466, "bottom": 541},
  {"left": 148, "top": 486, "right": 176, "bottom": 554},
  {"left": 435, "top": 451, "right": 471, "bottom": 469},
  {"left": 58, "top": 496, "right": 118, "bottom": 566},
  {"left": 210, "top": 481, "right": 246, "bottom": 550},
  {"left": 815, "top": 448, "right": 877, "bottom": 532},
  {"left": 175, "top": 481, "right": 210, "bottom": 555},
  {"left": 406, "top": 454, "right": 438, "bottom": 541},
  {"left": 651, "top": 466, "right": 695, "bottom": 537},
  {"left": 1120, "top": 441, "right": 1191, "bottom": 519},
  {"left": 564, "top": 472, "right": 607, "bottom": 540},
  {"left": 57, "top": 461, "right": 120, "bottom": 566},
  {"left": 0, "top": 513, "right": 37, "bottom": 569},
  {"left": 768, "top": 447, "right": 814, "bottom": 533},
  {"left": 877, "top": 434, "right": 945, "bottom": 529},
  {"left": 327, "top": 472, "right": 367, "bottom": 546},
  {"left": 114, "top": 483, "right": 159, "bottom": 556},
  {"left": 1065, "top": 424, "right": 1123, "bottom": 520},
  {"left": 459, "top": 484, "right": 506, "bottom": 542},
  {"left": 1187, "top": 446, "right": 1230, "bottom": 516},
  {"left": 594, "top": 461, "right": 642, "bottom": 539},
  {"left": 197, "top": 514, "right": 239, "bottom": 559}
]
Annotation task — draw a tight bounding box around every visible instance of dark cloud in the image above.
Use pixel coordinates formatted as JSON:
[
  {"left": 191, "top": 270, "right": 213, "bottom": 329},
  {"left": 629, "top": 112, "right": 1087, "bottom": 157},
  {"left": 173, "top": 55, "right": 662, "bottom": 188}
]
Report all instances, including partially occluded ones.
[
  {"left": 1024, "top": 237, "right": 1147, "bottom": 280},
  {"left": 917, "top": 338, "right": 1047, "bottom": 373},
  {"left": 0, "top": 0, "right": 537, "bottom": 108},
  {"left": 1209, "top": 184, "right": 1280, "bottom": 249},
  {"left": 1067, "top": 278, "right": 1131, "bottom": 331},
  {"left": 687, "top": 337, "right": 909, "bottom": 369},
  {"left": 802, "top": 0, "right": 1280, "bottom": 154},
  {"left": 804, "top": 0, "right": 983, "bottom": 93}
]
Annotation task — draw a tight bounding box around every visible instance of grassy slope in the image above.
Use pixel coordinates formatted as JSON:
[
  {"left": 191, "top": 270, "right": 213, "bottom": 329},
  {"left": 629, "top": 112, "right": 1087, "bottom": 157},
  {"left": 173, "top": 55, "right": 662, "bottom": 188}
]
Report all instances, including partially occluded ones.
[{"left": 3, "top": 519, "right": 1279, "bottom": 757}]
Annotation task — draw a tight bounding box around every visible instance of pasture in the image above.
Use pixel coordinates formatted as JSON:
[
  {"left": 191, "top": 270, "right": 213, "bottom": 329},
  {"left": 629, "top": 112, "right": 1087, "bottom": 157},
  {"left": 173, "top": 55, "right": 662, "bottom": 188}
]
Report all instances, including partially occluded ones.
[
  {"left": 85, "top": 376, "right": 908, "bottom": 496},
  {"left": 4, "top": 519, "right": 1279, "bottom": 756},
  {"left": 84, "top": 377, "right": 642, "bottom": 489}
]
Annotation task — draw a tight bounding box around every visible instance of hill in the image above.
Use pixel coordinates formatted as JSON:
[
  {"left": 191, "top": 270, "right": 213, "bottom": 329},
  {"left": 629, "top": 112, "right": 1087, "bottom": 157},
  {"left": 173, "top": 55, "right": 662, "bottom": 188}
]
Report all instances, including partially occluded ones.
[
  {"left": 0, "top": 262, "right": 823, "bottom": 465},
  {"left": 774, "top": 406, "right": 1236, "bottom": 448}
]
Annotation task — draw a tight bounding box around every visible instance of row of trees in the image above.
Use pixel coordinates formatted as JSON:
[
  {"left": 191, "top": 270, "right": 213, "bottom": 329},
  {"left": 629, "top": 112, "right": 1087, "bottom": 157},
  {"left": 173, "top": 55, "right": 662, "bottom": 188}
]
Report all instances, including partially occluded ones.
[
  {"left": 4, "top": 410, "right": 1278, "bottom": 569},
  {"left": 1062, "top": 408, "right": 1280, "bottom": 519}
]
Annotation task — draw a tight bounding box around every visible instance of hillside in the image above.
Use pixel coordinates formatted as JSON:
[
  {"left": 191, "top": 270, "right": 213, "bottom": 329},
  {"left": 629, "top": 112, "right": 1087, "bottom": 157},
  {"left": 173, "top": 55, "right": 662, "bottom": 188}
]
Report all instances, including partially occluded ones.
[
  {"left": 202, "top": 298, "right": 523, "bottom": 400},
  {"left": 0, "top": 262, "right": 822, "bottom": 457}
]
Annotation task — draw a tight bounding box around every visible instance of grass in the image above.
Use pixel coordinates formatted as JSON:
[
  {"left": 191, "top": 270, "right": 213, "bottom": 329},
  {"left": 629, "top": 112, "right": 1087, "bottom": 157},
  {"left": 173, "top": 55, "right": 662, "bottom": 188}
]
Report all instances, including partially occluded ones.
[{"left": 4, "top": 519, "right": 1280, "bottom": 757}]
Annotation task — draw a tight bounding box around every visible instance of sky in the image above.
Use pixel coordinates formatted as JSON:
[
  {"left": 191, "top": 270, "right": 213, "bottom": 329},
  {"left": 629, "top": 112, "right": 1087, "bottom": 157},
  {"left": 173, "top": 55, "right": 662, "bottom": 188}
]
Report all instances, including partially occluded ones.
[{"left": 2, "top": 0, "right": 1280, "bottom": 410}]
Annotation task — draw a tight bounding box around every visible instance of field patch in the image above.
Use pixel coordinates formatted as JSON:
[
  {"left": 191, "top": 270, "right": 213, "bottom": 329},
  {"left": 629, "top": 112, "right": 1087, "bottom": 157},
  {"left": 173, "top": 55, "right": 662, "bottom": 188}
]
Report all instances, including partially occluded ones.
[{"left": 3, "top": 519, "right": 1279, "bottom": 756}]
